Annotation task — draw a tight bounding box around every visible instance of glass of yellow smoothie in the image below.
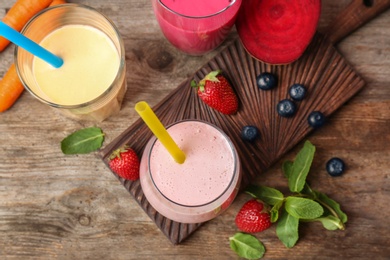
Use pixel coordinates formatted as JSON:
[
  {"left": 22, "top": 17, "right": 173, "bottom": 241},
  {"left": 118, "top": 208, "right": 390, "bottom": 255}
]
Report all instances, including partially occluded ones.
[{"left": 15, "top": 4, "right": 126, "bottom": 122}]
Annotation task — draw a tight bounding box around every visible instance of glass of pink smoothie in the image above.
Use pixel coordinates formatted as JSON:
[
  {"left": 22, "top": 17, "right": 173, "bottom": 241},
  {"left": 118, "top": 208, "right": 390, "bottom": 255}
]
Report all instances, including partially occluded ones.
[
  {"left": 140, "top": 120, "right": 241, "bottom": 223},
  {"left": 152, "top": 0, "right": 242, "bottom": 55}
]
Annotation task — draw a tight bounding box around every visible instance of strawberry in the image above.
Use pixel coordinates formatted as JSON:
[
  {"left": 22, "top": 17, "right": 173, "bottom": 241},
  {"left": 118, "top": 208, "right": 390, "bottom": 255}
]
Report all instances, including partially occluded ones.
[
  {"left": 235, "top": 199, "right": 271, "bottom": 233},
  {"left": 109, "top": 146, "right": 140, "bottom": 181},
  {"left": 191, "top": 70, "right": 238, "bottom": 115}
]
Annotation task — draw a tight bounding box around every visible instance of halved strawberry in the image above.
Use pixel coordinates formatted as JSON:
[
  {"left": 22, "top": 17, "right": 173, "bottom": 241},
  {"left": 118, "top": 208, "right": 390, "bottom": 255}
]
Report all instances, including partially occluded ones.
[{"left": 235, "top": 199, "right": 272, "bottom": 233}]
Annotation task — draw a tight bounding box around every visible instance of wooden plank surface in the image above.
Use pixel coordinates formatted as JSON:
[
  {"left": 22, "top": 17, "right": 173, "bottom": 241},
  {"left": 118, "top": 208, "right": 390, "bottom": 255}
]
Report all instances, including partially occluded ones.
[{"left": 1, "top": 0, "right": 389, "bottom": 259}]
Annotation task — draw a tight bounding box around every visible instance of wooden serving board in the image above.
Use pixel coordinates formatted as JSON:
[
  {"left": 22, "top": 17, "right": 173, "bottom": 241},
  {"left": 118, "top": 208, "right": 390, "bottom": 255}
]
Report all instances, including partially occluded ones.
[{"left": 99, "top": 32, "right": 365, "bottom": 244}]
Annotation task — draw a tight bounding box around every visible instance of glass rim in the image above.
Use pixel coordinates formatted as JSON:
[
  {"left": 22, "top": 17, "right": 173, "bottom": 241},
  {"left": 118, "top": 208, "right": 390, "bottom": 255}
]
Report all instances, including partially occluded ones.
[
  {"left": 157, "top": 0, "right": 238, "bottom": 19},
  {"left": 14, "top": 3, "right": 126, "bottom": 109},
  {"left": 147, "top": 119, "right": 239, "bottom": 208}
]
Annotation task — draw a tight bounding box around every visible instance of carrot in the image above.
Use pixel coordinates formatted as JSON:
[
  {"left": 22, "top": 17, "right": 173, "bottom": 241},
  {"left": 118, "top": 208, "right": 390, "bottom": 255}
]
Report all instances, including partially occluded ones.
[
  {"left": 0, "top": 63, "right": 24, "bottom": 112},
  {"left": 0, "top": 0, "right": 53, "bottom": 52},
  {"left": 49, "top": 0, "right": 67, "bottom": 6}
]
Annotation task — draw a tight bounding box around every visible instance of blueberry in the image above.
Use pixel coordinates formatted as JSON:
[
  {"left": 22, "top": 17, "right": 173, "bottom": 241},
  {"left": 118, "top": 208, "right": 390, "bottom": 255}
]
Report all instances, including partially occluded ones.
[
  {"left": 326, "top": 157, "right": 346, "bottom": 176},
  {"left": 289, "top": 83, "right": 307, "bottom": 101},
  {"left": 308, "top": 111, "right": 326, "bottom": 128},
  {"left": 277, "top": 99, "right": 296, "bottom": 117},
  {"left": 256, "top": 72, "right": 277, "bottom": 90},
  {"left": 241, "top": 125, "right": 259, "bottom": 142}
]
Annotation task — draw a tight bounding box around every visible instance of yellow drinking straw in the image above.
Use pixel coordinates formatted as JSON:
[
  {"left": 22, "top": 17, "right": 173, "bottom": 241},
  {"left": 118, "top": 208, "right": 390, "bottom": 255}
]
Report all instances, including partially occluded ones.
[{"left": 135, "top": 101, "right": 186, "bottom": 164}]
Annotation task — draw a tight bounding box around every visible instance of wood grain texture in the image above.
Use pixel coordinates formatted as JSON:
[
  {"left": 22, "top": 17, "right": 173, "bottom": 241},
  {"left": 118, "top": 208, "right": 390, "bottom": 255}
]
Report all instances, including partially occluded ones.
[
  {"left": 324, "top": 0, "right": 390, "bottom": 44},
  {"left": 1, "top": 0, "right": 389, "bottom": 259}
]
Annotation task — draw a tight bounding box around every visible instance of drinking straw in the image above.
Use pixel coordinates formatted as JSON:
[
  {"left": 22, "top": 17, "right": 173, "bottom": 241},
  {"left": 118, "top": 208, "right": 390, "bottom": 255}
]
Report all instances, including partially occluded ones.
[
  {"left": 0, "top": 21, "right": 63, "bottom": 68},
  {"left": 135, "top": 101, "right": 186, "bottom": 164}
]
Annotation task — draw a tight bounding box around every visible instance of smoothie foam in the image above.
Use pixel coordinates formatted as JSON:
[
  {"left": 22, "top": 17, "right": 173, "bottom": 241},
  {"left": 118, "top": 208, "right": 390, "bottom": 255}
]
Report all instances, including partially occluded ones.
[
  {"left": 153, "top": 0, "right": 242, "bottom": 55},
  {"left": 150, "top": 120, "right": 235, "bottom": 206},
  {"left": 160, "top": 0, "right": 234, "bottom": 17},
  {"left": 32, "top": 25, "right": 120, "bottom": 106}
]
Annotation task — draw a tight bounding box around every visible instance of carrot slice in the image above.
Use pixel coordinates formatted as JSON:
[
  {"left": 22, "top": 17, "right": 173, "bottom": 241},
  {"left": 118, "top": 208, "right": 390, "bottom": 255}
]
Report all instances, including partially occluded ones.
[
  {"left": 0, "top": 0, "right": 53, "bottom": 52},
  {"left": 236, "top": 0, "right": 321, "bottom": 64},
  {"left": 0, "top": 63, "right": 24, "bottom": 112}
]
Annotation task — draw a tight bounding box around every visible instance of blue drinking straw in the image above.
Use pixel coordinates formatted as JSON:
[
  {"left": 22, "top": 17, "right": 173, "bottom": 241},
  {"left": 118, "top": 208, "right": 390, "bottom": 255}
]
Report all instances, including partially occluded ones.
[{"left": 0, "top": 21, "right": 63, "bottom": 68}]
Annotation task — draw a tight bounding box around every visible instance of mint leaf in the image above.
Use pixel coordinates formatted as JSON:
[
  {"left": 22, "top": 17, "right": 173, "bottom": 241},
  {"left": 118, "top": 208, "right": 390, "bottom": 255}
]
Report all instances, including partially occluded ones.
[
  {"left": 300, "top": 182, "right": 317, "bottom": 199},
  {"left": 282, "top": 160, "right": 293, "bottom": 178},
  {"left": 285, "top": 197, "right": 323, "bottom": 219},
  {"left": 246, "top": 185, "right": 284, "bottom": 206},
  {"left": 61, "top": 127, "right": 104, "bottom": 154},
  {"left": 310, "top": 215, "right": 344, "bottom": 230},
  {"left": 229, "top": 233, "right": 265, "bottom": 259},
  {"left": 270, "top": 200, "right": 284, "bottom": 223},
  {"left": 301, "top": 184, "right": 347, "bottom": 226},
  {"left": 288, "top": 140, "right": 315, "bottom": 192},
  {"left": 276, "top": 210, "right": 299, "bottom": 248},
  {"left": 314, "top": 190, "right": 348, "bottom": 224}
]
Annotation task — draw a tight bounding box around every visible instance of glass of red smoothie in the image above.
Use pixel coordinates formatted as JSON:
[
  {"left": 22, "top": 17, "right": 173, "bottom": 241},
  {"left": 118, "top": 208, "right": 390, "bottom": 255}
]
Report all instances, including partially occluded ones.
[
  {"left": 151, "top": 0, "right": 242, "bottom": 55},
  {"left": 140, "top": 120, "right": 242, "bottom": 223}
]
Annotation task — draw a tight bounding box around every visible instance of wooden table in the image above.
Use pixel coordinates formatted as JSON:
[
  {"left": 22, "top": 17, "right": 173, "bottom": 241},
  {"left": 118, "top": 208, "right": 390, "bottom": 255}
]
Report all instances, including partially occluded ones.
[{"left": 1, "top": 0, "right": 389, "bottom": 259}]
